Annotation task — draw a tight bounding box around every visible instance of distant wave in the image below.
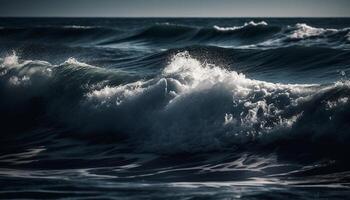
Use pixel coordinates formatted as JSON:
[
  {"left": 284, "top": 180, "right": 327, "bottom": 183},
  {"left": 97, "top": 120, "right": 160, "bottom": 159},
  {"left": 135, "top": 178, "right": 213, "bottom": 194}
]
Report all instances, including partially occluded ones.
[
  {"left": 1, "top": 21, "right": 349, "bottom": 49},
  {"left": 109, "top": 21, "right": 279, "bottom": 47},
  {"left": 248, "top": 23, "right": 350, "bottom": 49},
  {"left": 1, "top": 51, "right": 350, "bottom": 154},
  {"left": 100, "top": 22, "right": 350, "bottom": 49},
  {"left": 213, "top": 21, "right": 268, "bottom": 31},
  {"left": 286, "top": 23, "right": 346, "bottom": 39}
]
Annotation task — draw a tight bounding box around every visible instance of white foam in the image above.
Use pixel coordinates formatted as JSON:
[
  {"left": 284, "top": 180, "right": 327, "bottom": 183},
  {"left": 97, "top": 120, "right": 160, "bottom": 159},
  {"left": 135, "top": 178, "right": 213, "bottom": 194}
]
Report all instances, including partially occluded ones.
[
  {"left": 288, "top": 23, "right": 337, "bottom": 39},
  {"left": 213, "top": 21, "right": 268, "bottom": 31},
  {"left": 2, "top": 51, "right": 19, "bottom": 67},
  {"left": 63, "top": 57, "right": 95, "bottom": 68}
]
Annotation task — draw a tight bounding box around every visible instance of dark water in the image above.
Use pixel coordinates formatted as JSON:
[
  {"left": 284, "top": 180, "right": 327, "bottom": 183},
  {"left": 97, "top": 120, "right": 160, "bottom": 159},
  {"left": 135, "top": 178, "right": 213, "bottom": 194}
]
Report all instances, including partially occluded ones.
[{"left": 1, "top": 18, "right": 350, "bottom": 199}]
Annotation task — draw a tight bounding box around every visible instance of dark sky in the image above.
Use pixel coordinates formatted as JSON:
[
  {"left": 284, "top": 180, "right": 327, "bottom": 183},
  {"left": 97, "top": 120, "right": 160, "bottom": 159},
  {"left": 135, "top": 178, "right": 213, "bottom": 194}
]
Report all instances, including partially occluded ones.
[{"left": 0, "top": 0, "right": 349, "bottom": 17}]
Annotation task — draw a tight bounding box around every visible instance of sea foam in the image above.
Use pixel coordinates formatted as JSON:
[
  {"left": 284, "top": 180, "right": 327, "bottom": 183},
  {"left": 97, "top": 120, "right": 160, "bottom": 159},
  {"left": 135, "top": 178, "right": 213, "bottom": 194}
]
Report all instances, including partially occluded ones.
[{"left": 214, "top": 21, "right": 268, "bottom": 31}]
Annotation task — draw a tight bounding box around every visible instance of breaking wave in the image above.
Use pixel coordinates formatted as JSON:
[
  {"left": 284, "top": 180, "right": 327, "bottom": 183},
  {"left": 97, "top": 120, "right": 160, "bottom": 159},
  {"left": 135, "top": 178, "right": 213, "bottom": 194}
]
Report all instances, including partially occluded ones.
[{"left": 1, "top": 51, "right": 350, "bottom": 154}]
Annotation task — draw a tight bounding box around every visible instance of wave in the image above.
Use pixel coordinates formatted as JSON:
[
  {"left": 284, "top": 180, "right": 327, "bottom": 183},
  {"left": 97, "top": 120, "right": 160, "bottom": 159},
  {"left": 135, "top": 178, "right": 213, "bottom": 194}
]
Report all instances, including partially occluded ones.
[
  {"left": 213, "top": 21, "right": 268, "bottom": 31},
  {"left": 249, "top": 23, "right": 350, "bottom": 49},
  {"left": 138, "top": 22, "right": 350, "bottom": 49},
  {"left": 100, "top": 22, "right": 350, "bottom": 49},
  {"left": 161, "top": 45, "right": 350, "bottom": 85},
  {"left": 1, "top": 51, "right": 350, "bottom": 155},
  {"left": 1, "top": 21, "right": 349, "bottom": 49},
  {"left": 102, "top": 21, "right": 280, "bottom": 46},
  {"left": 285, "top": 23, "right": 350, "bottom": 40}
]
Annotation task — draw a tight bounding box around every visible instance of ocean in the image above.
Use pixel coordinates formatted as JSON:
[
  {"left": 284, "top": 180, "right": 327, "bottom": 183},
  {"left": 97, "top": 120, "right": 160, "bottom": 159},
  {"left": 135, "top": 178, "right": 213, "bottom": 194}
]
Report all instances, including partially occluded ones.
[{"left": 0, "top": 18, "right": 350, "bottom": 199}]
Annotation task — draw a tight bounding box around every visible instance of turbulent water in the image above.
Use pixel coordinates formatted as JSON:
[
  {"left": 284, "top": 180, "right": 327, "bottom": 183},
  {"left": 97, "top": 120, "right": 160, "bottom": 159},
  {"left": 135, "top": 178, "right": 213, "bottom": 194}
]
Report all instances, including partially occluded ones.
[{"left": 1, "top": 18, "right": 350, "bottom": 199}]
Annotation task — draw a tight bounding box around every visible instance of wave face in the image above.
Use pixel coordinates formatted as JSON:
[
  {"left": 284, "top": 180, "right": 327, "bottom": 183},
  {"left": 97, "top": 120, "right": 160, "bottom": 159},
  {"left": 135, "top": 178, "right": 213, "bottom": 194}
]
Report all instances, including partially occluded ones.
[{"left": 1, "top": 18, "right": 350, "bottom": 200}]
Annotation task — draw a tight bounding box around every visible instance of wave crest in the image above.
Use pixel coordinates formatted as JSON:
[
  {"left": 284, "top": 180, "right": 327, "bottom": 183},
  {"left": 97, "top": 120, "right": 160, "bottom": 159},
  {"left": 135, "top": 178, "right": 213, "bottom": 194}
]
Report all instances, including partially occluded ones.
[
  {"left": 1, "top": 51, "right": 350, "bottom": 154},
  {"left": 83, "top": 51, "right": 350, "bottom": 153},
  {"left": 213, "top": 21, "right": 268, "bottom": 31}
]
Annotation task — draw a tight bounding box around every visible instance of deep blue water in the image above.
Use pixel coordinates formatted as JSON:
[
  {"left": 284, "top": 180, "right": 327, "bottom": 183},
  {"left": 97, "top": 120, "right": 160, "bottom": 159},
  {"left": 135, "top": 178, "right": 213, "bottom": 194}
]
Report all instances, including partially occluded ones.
[{"left": 0, "top": 18, "right": 350, "bottom": 199}]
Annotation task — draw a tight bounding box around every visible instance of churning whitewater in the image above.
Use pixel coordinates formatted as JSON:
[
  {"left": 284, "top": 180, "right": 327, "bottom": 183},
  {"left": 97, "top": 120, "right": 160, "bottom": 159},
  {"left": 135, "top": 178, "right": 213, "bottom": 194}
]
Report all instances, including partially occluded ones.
[
  {"left": 1, "top": 50, "right": 350, "bottom": 153},
  {"left": 1, "top": 18, "right": 350, "bottom": 200}
]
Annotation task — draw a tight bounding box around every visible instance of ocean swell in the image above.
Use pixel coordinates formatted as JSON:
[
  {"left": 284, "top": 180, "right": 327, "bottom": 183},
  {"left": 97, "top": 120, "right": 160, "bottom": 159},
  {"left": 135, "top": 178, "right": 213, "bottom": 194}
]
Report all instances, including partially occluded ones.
[
  {"left": 108, "top": 21, "right": 280, "bottom": 46},
  {"left": 1, "top": 21, "right": 349, "bottom": 50}
]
